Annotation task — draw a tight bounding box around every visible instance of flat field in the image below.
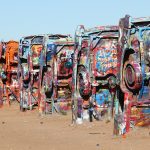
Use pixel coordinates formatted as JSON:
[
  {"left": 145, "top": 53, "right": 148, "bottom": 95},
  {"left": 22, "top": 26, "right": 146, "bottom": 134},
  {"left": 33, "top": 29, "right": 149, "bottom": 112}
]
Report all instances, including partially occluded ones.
[{"left": 0, "top": 103, "right": 149, "bottom": 150}]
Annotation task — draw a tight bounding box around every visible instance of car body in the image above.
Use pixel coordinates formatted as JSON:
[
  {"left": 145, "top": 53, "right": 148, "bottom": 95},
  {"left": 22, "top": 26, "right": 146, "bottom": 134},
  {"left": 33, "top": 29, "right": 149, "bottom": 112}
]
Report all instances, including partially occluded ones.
[
  {"left": 1, "top": 41, "right": 19, "bottom": 104},
  {"left": 72, "top": 25, "right": 119, "bottom": 123},
  {"left": 114, "top": 15, "right": 150, "bottom": 135},
  {"left": 38, "top": 34, "right": 74, "bottom": 114}
]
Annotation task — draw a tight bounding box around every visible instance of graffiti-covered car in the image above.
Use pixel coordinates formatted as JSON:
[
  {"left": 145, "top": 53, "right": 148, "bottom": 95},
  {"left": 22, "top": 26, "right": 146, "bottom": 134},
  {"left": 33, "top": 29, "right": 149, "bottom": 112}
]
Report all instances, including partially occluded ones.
[
  {"left": 18, "top": 35, "right": 35, "bottom": 110},
  {"left": 72, "top": 25, "right": 119, "bottom": 123},
  {"left": 38, "top": 34, "right": 74, "bottom": 114},
  {"left": 114, "top": 15, "right": 150, "bottom": 135},
  {"left": 2, "top": 41, "right": 19, "bottom": 105}
]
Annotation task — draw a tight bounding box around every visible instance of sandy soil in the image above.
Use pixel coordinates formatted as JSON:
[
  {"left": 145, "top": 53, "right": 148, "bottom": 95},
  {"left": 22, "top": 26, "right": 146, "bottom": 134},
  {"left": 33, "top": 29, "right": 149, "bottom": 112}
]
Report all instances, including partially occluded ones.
[{"left": 0, "top": 103, "right": 149, "bottom": 150}]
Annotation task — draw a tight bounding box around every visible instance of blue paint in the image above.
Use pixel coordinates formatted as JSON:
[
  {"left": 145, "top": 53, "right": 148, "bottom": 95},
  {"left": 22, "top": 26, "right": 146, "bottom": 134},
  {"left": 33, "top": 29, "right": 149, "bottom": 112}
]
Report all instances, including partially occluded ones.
[
  {"left": 95, "top": 93, "right": 104, "bottom": 105},
  {"left": 47, "top": 44, "right": 56, "bottom": 61},
  {"left": 142, "top": 108, "right": 150, "bottom": 114}
]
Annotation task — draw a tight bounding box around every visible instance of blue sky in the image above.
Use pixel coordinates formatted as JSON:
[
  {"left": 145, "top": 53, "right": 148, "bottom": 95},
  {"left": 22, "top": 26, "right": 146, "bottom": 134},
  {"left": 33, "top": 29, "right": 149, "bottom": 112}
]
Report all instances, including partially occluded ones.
[{"left": 0, "top": 0, "right": 149, "bottom": 41}]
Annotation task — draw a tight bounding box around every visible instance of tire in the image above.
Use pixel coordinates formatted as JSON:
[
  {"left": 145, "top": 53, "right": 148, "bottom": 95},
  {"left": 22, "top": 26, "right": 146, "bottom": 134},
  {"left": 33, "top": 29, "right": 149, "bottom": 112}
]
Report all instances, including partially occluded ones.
[
  {"left": 123, "top": 53, "right": 142, "bottom": 91},
  {"left": 77, "top": 66, "right": 91, "bottom": 99}
]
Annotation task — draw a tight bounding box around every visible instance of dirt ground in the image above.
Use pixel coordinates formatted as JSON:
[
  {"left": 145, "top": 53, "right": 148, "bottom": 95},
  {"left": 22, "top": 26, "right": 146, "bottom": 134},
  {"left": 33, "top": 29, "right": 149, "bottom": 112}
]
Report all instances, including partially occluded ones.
[{"left": 0, "top": 103, "right": 149, "bottom": 150}]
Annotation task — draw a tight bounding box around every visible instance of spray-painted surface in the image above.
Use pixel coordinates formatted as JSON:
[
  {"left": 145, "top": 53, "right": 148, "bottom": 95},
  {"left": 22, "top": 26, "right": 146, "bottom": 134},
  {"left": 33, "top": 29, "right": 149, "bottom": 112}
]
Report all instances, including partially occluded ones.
[
  {"left": 115, "top": 15, "right": 150, "bottom": 135},
  {"left": 0, "top": 42, "right": 5, "bottom": 106},
  {"left": 0, "top": 41, "right": 19, "bottom": 105},
  {"left": 38, "top": 35, "right": 74, "bottom": 114},
  {"left": 18, "top": 35, "right": 36, "bottom": 110},
  {"left": 18, "top": 34, "right": 74, "bottom": 113},
  {"left": 72, "top": 25, "right": 119, "bottom": 124}
]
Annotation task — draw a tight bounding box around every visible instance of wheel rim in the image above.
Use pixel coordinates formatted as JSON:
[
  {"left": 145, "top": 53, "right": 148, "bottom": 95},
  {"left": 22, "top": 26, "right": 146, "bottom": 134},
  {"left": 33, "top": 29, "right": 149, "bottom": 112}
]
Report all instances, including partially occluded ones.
[
  {"left": 77, "top": 67, "right": 91, "bottom": 97},
  {"left": 123, "top": 61, "right": 142, "bottom": 91},
  {"left": 125, "top": 65, "right": 135, "bottom": 86}
]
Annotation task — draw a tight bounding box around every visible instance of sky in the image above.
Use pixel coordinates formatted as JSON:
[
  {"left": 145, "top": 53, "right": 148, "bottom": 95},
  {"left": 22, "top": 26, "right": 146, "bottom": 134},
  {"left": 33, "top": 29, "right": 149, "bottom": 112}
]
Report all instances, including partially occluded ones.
[{"left": 0, "top": 0, "right": 150, "bottom": 41}]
